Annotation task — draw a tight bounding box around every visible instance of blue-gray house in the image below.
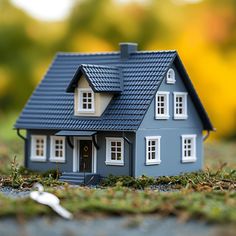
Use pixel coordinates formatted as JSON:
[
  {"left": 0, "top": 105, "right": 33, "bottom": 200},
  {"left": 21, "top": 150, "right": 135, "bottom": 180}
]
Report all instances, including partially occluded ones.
[{"left": 15, "top": 43, "right": 214, "bottom": 184}]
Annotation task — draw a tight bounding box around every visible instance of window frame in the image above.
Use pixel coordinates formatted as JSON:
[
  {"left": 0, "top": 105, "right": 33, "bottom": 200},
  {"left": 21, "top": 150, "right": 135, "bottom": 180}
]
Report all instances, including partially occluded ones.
[
  {"left": 181, "top": 134, "right": 197, "bottom": 163},
  {"left": 166, "top": 68, "right": 176, "bottom": 84},
  {"left": 50, "top": 136, "right": 66, "bottom": 163},
  {"left": 30, "top": 135, "right": 47, "bottom": 162},
  {"left": 174, "top": 92, "right": 188, "bottom": 120},
  {"left": 78, "top": 88, "right": 95, "bottom": 113},
  {"left": 155, "top": 91, "right": 170, "bottom": 119},
  {"left": 145, "top": 136, "right": 161, "bottom": 165},
  {"left": 105, "top": 137, "right": 124, "bottom": 166}
]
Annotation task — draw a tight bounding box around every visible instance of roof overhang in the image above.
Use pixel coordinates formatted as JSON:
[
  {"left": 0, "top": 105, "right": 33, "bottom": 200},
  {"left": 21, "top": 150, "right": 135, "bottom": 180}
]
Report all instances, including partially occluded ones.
[{"left": 55, "top": 130, "right": 97, "bottom": 136}]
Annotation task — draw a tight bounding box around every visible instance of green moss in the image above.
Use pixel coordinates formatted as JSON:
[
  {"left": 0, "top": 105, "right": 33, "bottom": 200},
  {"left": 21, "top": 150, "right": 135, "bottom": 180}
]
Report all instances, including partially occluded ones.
[
  {"left": 101, "top": 167, "right": 236, "bottom": 190},
  {"left": 0, "top": 187, "right": 235, "bottom": 224}
]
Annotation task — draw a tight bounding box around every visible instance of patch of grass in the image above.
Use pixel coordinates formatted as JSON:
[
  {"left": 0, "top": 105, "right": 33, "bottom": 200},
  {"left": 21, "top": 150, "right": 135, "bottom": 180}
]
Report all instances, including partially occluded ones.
[
  {"left": 102, "top": 165, "right": 236, "bottom": 191},
  {"left": 0, "top": 186, "right": 235, "bottom": 224},
  {"left": 0, "top": 159, "right": 63, "bottom": 189}
]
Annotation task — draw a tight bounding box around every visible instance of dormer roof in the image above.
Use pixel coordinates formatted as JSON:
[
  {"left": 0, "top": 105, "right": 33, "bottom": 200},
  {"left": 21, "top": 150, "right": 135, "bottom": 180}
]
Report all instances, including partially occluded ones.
[{"left": 66, "top": 64, "right": 123, "bottom": 93}]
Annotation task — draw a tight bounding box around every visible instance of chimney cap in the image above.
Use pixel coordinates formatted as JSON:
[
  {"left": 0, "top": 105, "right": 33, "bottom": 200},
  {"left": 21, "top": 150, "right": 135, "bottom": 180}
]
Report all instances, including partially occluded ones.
[{"left": 119, "top": 42, "right": 138, "bottom": 60}]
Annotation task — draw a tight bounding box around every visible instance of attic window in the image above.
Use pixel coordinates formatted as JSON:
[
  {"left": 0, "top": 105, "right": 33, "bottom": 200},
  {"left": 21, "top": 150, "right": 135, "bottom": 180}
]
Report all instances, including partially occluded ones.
[
  {"left": 166, "top": 68, "right": 176, "bottom": 84},
  {"left": 78, "top": 88, "right": 95, "bottom": 113}
]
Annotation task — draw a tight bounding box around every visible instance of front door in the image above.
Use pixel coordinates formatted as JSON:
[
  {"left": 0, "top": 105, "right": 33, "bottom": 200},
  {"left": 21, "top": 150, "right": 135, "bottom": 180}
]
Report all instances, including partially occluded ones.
[{"left": 79, "top": 140, "right": 92, "bottom": 172}]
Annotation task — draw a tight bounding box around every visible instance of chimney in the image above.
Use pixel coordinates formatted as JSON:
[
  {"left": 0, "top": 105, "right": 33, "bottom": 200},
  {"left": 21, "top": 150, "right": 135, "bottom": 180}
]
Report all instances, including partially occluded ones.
[{"left": 119, "top": 42, "right": 138, "bottom": 60}]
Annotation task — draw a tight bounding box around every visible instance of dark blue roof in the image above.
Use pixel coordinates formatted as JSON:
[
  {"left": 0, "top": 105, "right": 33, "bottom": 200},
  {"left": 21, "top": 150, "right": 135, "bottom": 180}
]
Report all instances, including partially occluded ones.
[
  {"left": 67, "top": 64, "right": 122, "bottom": 93},
  {"left": 14, "top": 50, "right": 214, "bottom": 131}
]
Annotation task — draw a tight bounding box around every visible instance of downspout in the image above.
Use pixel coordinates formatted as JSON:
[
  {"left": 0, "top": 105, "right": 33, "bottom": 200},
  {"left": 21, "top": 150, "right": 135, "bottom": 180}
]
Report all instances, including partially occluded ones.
[
  {"left": 203, "top": 130, "right": 210, "bottom": 141},
  {"left": 123, "top": 132, "right": 134, "bottom": 177},
  {"left": 16, "top": 129, "right": 28, "bottom": 168},
  {"left": 92, "top": 134, "right": 99, "bottom": 150},
  {"left": 66, "top": 136, "right": 74, "bottom": 149}
]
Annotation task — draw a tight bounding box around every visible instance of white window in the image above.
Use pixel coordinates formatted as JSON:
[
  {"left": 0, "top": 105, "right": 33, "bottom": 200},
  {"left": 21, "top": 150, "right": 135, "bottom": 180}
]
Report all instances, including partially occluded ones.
[
  {"left": 105, "top": 137, "right": 124, "bottom": 166},
  {"left": 155, "top": 92, "right": 169, "bottom": 119},
  {"left": 166, "top": 68, "right": 176, "bottom": 84},
  {"left": 78, "top": 88, "right": 95, "bottom": 113},
  {"left": 31, "top": 135, "right": 47, "bottom": 162},
  {"left": 181, "top": 135, "right": 197, "bottom": 163},
  {"left": 174, "top": 92, "right": 188, "bottom": 119},
  {"left": 50, "top": 136, "right": 66, "bottom": 162},
  {"left": 145, "top": 136, "right": 161, "bottom": 165}
]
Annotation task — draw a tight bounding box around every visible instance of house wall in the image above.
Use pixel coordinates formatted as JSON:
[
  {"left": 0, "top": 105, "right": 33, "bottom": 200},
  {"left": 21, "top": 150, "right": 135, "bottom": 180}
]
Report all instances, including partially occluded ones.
[
  {"left": 135, "top": 64, "right": 204, "bottom": 177},
  {"left": 96, "top": 131, "right": 136, "bottom": 177},
  {"left": 74, "top": 76, "right": 113, "bottom": 116},
  {"left": 26, "top": 130, "right": 73, "bottom": 172},
  {"left": 26, "top": 130, "right": 136, "bottom": 177}
]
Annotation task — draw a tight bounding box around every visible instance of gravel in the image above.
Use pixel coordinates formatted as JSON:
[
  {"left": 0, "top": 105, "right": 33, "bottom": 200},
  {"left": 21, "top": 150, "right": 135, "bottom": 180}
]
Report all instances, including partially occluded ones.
[{"left": 0, "top": 186, "right": 30, "bottom": 198}]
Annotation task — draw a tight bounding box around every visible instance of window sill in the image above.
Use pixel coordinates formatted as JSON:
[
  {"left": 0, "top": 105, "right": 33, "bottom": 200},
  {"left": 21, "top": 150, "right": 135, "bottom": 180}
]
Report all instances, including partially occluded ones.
[
  {"left": 182, "top": 157, "right": 197, "bottom": 163},
  {"left": 30, "top": 157, "right": 46, "bottom": 162},
  {"left": 174, "top": 115, "right": 188, "bottom": 120},
  {"left": 77, "top": 109, "right": 95, "bottom": 113},
  {"left": 105, "top": 161, "right": 124, "bottom": 166},
  {"left": 155, "top": 115, "right": 170, "bottom": 120},
  {"left": 145, "top": 160, "right": 161, "bottom": 165},
  {"left": 49, "top": 158, "right": 66, "bottom": 163},
  {"left": 166, "top": 79, "right": 176, "bottom": 84}
]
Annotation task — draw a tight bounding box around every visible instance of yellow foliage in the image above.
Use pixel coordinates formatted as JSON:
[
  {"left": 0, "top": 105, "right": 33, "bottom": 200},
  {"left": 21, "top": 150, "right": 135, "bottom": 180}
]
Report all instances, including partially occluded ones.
[{"left": 70, "top": 33, "right": 114, "bottom": 52}]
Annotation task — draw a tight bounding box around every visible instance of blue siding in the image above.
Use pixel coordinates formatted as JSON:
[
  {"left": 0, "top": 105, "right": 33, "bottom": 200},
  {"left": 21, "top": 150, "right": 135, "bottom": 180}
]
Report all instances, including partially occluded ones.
[
  {"left": 26, "top": 130, "right": 73, "bottom": 172},
  {"left": 135, "top": 65, "right": 204, "bottom": 177},
  {"left": 26, "top": 130, "right": 135, "bottom": 177},
  {"left": 96, "top": 132, "right": 135, "bottom": 177}
]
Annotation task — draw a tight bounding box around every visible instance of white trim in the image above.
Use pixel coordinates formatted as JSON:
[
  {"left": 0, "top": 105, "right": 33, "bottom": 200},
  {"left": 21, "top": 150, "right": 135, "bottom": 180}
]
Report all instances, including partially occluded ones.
[
  {"left": 30, "top": 135, "right": 47, "bottom": 162},
  {"left": 155, "top": 91, "right": 170, "bottom": 119},
  {"left": 105, "top": 137, "right": 124, "bottom": 166},
  {"left": 145, "top": 136, "right": 161, "bottom": 165},
  {"left": 73, "top": 138, "right": 77, "bottom": 172},
  {"left": 173, "top": 92, "right": 188, "bottom": 120},
  {"left": 93, "top": 136, "right": 97, "bottom": 174},
  {"left": 181, "top": 134, "right": 197, "bottom": 163},
  {"left": 166, "top": 68, "right": 176, "bottom": 84},
  {"left": 49, "top": 136, "right": 66, "bottom": 163},
  {"left": 78, "top": 88, "right": 95, "bottom": 113}
]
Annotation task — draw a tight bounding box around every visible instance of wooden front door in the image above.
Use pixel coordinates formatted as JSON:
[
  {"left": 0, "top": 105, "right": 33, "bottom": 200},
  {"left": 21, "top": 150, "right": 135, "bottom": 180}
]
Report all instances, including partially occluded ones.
[{"left": 79, "top": 140, "right": 92, "bottom": 172}]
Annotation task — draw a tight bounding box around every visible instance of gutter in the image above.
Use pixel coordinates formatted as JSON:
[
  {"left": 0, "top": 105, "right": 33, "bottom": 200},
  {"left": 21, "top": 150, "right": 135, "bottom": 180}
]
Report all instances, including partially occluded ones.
[{"left": 203, "top": 128, "right": 216, "bottom": 142}]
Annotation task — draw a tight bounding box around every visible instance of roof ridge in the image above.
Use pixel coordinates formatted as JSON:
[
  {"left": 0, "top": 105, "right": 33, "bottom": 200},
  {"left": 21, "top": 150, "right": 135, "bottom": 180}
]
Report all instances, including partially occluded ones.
[
  {"left": 81, "top": 64, "right": 119, "bottom": 69},
  {"left": 134, "top": 50, "right": 177, "bottom": 54},
  {"left": 57, "top": 50, "right": 177, "bottom": 57},
  {"left": 57, "top": 51, "right": 120, "bottom": 56}
]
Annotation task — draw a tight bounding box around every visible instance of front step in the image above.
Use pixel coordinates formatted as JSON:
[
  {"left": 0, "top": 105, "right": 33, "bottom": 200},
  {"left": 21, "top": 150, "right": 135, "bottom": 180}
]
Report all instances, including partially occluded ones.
[{"left": 59, "top": 172, "right": 100, "bottom": 185}]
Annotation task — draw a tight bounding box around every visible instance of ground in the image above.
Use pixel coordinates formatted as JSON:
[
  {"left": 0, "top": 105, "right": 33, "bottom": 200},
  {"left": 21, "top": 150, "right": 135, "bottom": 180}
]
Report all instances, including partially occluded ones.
[{"left": 0, "top": 120, "right": 235, "bottom": 235}]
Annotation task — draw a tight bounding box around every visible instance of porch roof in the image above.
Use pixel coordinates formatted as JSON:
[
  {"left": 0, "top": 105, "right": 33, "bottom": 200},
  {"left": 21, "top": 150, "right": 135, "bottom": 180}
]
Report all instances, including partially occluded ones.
[{"left": 55, "top": 130, "right": 97, "bottom": 136}]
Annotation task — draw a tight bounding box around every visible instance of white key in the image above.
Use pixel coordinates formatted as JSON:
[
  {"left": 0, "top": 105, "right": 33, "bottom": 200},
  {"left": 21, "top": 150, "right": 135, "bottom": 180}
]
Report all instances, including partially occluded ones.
[{"left": 30, "top": 183, "right": 73, "bottom": 220}]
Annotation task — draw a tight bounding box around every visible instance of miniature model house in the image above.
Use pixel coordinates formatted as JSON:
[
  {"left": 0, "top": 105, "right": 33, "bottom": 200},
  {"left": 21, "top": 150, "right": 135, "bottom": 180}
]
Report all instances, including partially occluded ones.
[{"left": 15, "top": 43, "right": 214, "bottom": 184}]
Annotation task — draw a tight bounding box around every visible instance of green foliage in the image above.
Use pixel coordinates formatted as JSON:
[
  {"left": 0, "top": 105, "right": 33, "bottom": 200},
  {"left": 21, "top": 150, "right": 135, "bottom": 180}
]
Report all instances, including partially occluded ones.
[
  {"left": 9, "top": 156, "right": 23, "bottom": 188},
  {"left": 42, "top": 168, "right": 61, "bottom": 180},
  {"left": 102, "top": 167, "right": 236, "bottom": 191},
  {"left": 102, "top": 174, "right": 155, "bottom": 189},
  {"left": 1, "top": 156, "right": 63, "bottom": 188}
]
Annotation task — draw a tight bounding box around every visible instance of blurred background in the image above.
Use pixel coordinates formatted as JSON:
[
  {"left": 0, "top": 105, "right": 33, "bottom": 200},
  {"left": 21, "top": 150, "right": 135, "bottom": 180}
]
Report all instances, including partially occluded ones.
[{"left": 0, "top": 0, "right": 235, "bottom": 171}]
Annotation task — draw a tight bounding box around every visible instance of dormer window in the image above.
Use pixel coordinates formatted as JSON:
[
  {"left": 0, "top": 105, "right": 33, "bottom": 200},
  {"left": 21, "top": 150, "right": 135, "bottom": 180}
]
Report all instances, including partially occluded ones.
[
  {"left": 78, "top": 88, "right": 95, "bottom": 113},
  {"left": 166, "top": 68, "right": 176, "bottom": 84}
]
